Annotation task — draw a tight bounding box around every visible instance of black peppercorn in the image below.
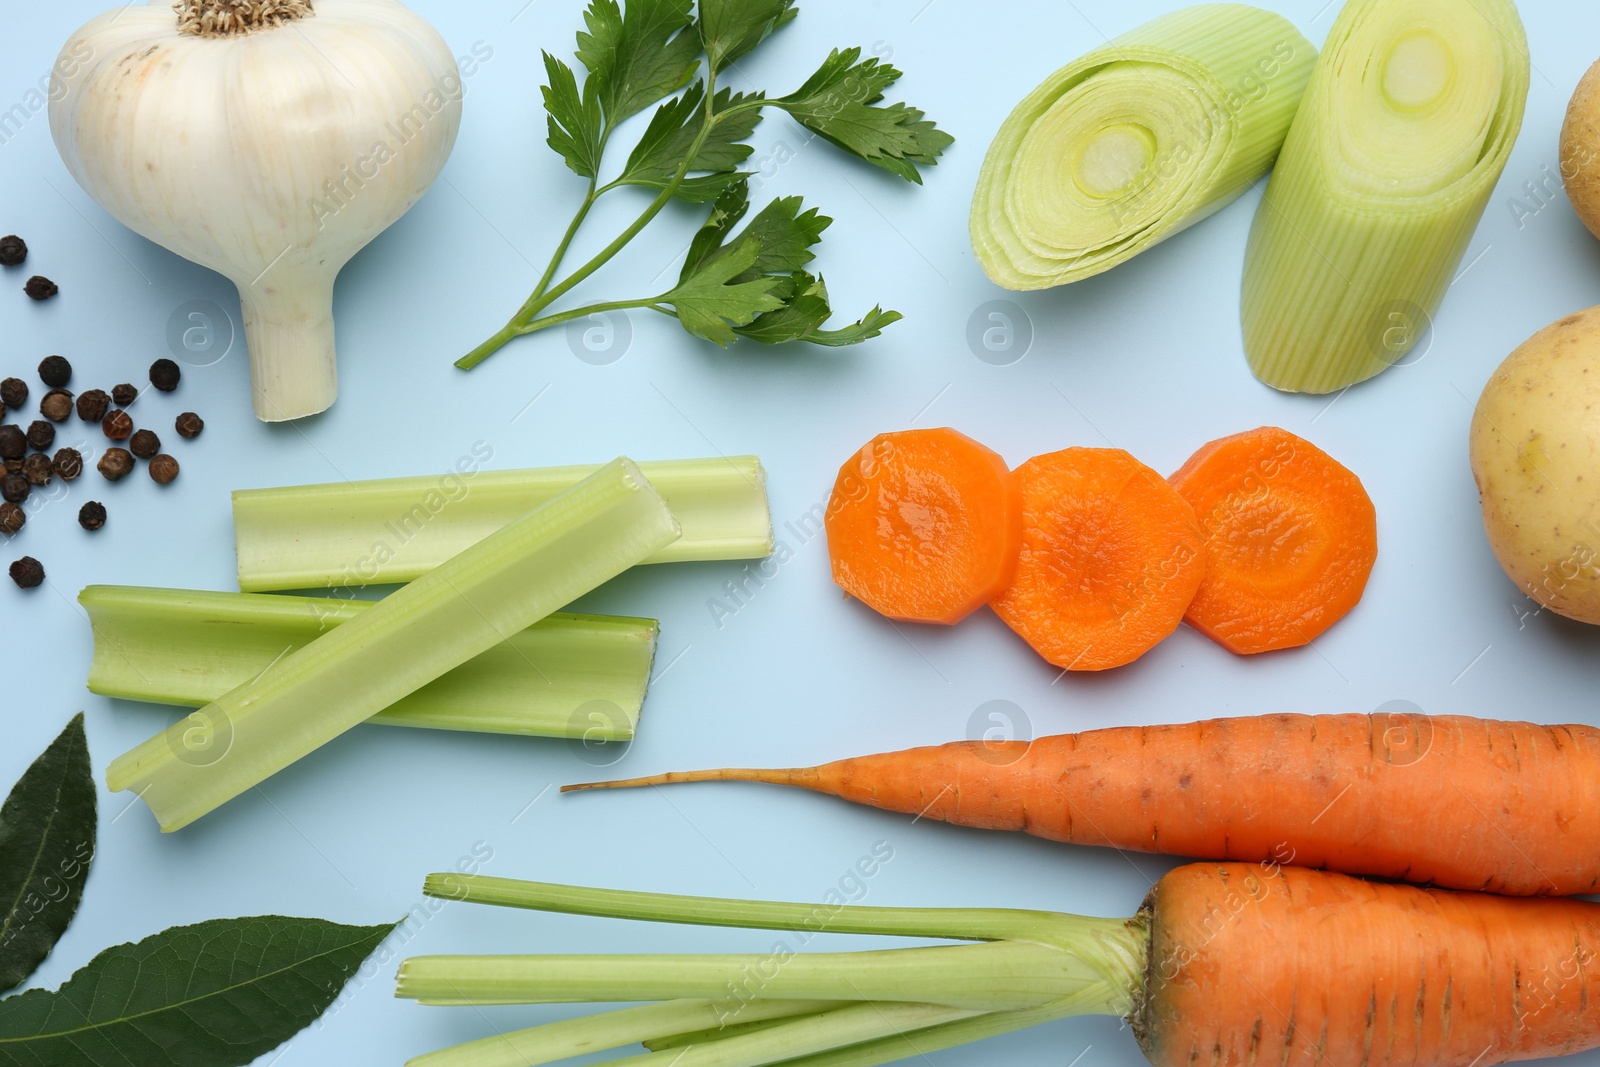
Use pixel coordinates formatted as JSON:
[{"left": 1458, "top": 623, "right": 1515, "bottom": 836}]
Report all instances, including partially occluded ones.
[
  {"left": 20, "top": 453, "right": 50, "bottom": 487},
  {"left": 77, "top": 501, "right": 106, "bottom": 531},
  {"left": 75, "top": 389, "right": 110, "bottom": 423},
  {"left": 38, "top": 355, "right": 71, "bottom": 387},
  {"left": 129, "top": 428, "right": 161, "bottom": 459},
  {"left": 112, "top": 382, "right": 138, "bottom": 406},
  {"left": 97, "top": 448, "right": 134, "bottom": 482},
  {"left": 9, "top": 557, "right": 43, "bottom": 589},
  {"left": 102, "top": 409, "right": 133, "bottom": 441},
  {"left": 1, "top": 459, "right": 18, "bottom": 475},
  {"left": 39, "top": 390, "right": 73, "bottom": 423},
  {"left": 0, "top": 502, "right": 22, "bottom": 536},
  {"left": 2, "top": 474, "right": 29, "bottom": 504},
  {"left": 0, "top": 236, "right": 25, "bottom": 268},
  {"left": 25, "top": 420, "right": 54, "bottom": 452},
  {"left": 149, "top": 358, "right": 181, "bottom": 392},
  {"left": 0, "top": 378, "right": 25, "bottom": 410},
  {"left": 0, "top": 425, "right": 23, "bottom": 460},
  {"left": 149, "top": 454, "right": 179, "bottom": 485},
  {"left": 24, "top": 277, "right": 58, "bottom": 301},
  {"left": 52, "top": 447, "right": 82, "bottom": 481},
  {"left": 175, "top": 411, "right": 204, "bottom": 439}
]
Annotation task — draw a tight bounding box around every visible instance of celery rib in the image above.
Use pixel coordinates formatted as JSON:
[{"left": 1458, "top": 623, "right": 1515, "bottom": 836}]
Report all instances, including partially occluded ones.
[
  {"left": 971, "top": 4, "right": 1316, "bottom": 288},
  {"left": 79, "top": 586, "right": 657, "bottom": 739},
  {"left": 233, "top": 456, "right": 772, "bottom": 592},
  {"left": 107, "top": 458, "right": 682, "bottom": 832},
  {"left": 1241, "top": 0, "right": 1529, "bottom": 392}
]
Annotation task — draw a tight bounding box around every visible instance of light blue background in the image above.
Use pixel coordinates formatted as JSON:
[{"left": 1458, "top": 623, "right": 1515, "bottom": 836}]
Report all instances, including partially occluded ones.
[{"left": 3, "top": 1, "right": 1599, "bottom": 1064}]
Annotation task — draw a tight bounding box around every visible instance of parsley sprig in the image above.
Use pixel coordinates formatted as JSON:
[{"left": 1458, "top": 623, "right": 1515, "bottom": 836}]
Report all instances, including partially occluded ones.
[{"left": 456, "top": 0, "right": 952, "bottom": 370}]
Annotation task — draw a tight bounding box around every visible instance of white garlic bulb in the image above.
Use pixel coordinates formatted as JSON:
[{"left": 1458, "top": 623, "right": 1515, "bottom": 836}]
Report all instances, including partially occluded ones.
[{"left": 49, "top": 0, "right": 463, "bottom": 421}]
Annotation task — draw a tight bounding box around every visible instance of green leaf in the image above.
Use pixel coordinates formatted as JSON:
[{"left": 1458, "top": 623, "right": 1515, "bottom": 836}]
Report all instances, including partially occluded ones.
[
  {"left": 684, "top": 190, "right": 831, "bottom": 285},
  {"left": 698, "top": 0, "right": 797, "bottom": 72},
  {"left": 542, "top": 53, "right": 605, "bottom": 179},
  {"left": 733, "top": 273, "right": 903, "bottom": 346},
  {"left": 575, "top": 0, "right": 701, "bottom": 124},
  {"left": 664, "top": 239, "right": 789, "bottom": 346},
  {"left": 679, "top": 180, "right": 754, "bottom": 282},
  {"left": 0, "top": 916, "right": 395, "bottom": 1065},
  {"left": 618, "top": 86, "right": 765, "bottom": 200},
  {"left": 773, "top": 48, "right": 955, "bottom": 183},
  {"left": 0, "top": 715, "right": 95, "bottom": 997}
]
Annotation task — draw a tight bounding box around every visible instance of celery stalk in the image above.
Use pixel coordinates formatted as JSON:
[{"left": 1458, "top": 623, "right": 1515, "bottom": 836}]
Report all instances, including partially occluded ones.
[
  {"left": 79, "top": 586, "right": 657, "bottom": 739},
  {"left": 1241, "top": 0, "right": 1529, "bottom": 392},
  {"left": 107, "top": 458, "right": 681, "bottom": 832},
  {"left": 970, "top": 5, "right": 1315, "bottom": 289},
  {"left": 233, "top": 456, "right": 771, "bottom": 592},
  {"left": 398, "top": 875, "right": 1147, "bottom": 1067}
]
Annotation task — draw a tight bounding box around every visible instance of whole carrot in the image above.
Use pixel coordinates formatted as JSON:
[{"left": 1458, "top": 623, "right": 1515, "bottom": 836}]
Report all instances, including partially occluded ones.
[
  {"left": 398, "top": 863, "right": 1600, "bottom": 1067},
  {"left": 567, "top": 713, "right": 1600, "bottom": 896}
]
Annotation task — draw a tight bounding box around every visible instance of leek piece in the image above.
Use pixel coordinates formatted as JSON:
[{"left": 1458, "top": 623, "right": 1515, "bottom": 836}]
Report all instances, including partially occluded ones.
[
  {"left": 398, "top": 875, "right": 1146, "bottom": 1067},
  {"left": 1241, "top": 0, "right": 1529, "bottom": 393},
  {"left": 107, "top": 458, "right": 681, "bottom": 832},
  {"left": 79, "top": 586, "right": 657, "bottom": 740},
  {"left": 970, "top": 4, "right": 1315, "bottom": 289},
  {"left": 233, "top": 456, "right": 772, "bottom": 592}
]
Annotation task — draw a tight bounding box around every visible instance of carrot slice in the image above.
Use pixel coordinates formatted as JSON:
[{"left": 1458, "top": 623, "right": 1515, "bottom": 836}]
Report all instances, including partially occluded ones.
[
  {"left": 1169, "top": 426, "right": 1376, "bottom": 654},
  {"left": 825, "top": 428, "right": 1023, "bottom": 625},
  {"left": 990, "top": 448, "right": 1205, "bottom": 671}
]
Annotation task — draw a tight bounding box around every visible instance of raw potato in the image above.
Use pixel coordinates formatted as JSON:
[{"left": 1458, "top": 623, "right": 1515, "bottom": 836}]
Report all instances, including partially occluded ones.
[
  {"left": 1563, "top": 58, "right": 1600, "bottom": 240},
  {"left": 1470, "top": 306, "right": 1600, "bottom": 623}
]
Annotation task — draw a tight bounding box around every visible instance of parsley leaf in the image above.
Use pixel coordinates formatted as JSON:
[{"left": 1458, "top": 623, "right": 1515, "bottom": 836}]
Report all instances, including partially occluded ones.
[
  {"left": 575, "top": 0, "right": 700, "bottom": 124},
  {"left": 665, "top": 240, "right": 789, "bottom": 346},
  {"left": 618, "top": 85, "right": 764, "bottom": 201},
  {"left": 733, "top": 272, "right": 903, "bottom": 346},
  {"left": 542, "top": 53, "right": 604, "bottom": 179},
  {"left": 774, "top": 47, "right": 954, "bottom": 183},
  {"left": 698, "top": 0, "right": 798, "bottom": 72}
]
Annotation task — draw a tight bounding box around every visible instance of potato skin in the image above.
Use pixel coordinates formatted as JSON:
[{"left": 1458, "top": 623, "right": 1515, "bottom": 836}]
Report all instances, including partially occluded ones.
[
  {"left": 1564, "top": 58, "right": 1600, "bottom": 241},
  {"left": 1470, "top": 306, "right": 1600, "bottom": 624}
]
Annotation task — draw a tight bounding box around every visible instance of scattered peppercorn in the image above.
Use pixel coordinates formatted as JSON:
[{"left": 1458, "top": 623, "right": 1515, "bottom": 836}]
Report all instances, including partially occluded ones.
[
  {"left": 38, "top": 355, "right": 71, "bottom": 387},
  {"left": 77, "top": 501, "right": 106, "bottom": 531},
  {"left": 75, "top": 388, "right": 110, "bottom": 422},
  {"left": 1, "top": 458, "right": 18, "bottom": 474},
  {"left": 0, "top": 425, "right": 23, "bottom": 460},
  {"left": 0, "top": 503, "right": 23, "bottom": 536},
  {"left": 25, "top": 420, "right": 54, "bottom": 452},
  {"left": 102, "top": 409, "right": 133, "bottom": 441},
  {"left": 2, "top": 474, "right": 29, "bottom": 504},
  {"left": 0, "top": 378, "right": 25, "bottom": 410},
  {"left": 175, "top": 411, "right": 204, "bottom": 439},
  {"left": 39, "top": 390, "right": 73, "bottom": 423},
  {"left": 52, "top": 447, "right": 82, "bottom": 481},
  {"left": 149, "top": 358, "right": 181, "bottom": 392},
  {"left": 130, "top": 428, "right": 161, "bottom": 459},
  {"left": 97, "top": 448, "right": 133, "bottom": 482},
  {"left": 24, "top": 277, "right": 58, "bottom": 301},
  {"left": 9, "top": 557, "right": 43, "bottom": 589},
  {"left": 149, "top": 454, "right": 179, "bottom": 485},
  {"left": 112, "top": 382, "right": 138, "bottom": 406},
  {"left": 0, "top": 236, "right": 25, "bottom": 268},
  {"left": 20, "top": 453, "right": 51, "bottom": 487}
]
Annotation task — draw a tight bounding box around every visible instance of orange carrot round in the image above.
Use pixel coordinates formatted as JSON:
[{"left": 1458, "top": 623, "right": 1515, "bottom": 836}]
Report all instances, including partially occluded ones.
[
  {"left": 1169, "top": 426, "right": 1377, "bottom": 654},
  {"left": 1144, "top": 863, "right": 1600, "bottom": 1067},
  {"left": 824, "top": 427, "right": 1022, "bottom": 625},
  {"left": 566, "top": 713, "right": 1600, "bottom": 896},
  {"left": 991, "top": 448, "right": 1205, "bottom": 671}
]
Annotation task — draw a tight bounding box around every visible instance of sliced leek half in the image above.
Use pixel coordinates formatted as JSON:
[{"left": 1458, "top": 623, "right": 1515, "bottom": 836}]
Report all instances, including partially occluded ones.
[
  {"left": 1242, "top": 0, "right": 1529, "bottom": 393},
  {"left": 970, "top": 4, "right": 1315, "bottom": 289}
]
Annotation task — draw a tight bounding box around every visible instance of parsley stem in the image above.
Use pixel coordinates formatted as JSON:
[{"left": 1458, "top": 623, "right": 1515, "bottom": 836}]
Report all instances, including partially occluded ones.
[
  {"left": 457, "top": 74, "right": 722, "bottom": 371},
  {"left": 511, "top": 297, "right": 661, "bottom": 337}
]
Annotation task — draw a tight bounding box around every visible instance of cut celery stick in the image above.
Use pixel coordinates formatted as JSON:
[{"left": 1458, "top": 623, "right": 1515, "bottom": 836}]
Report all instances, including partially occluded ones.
[
  {"left": 233, "top": 455, "right": 771, "bottom": 591},
  {"left": 404, "top": 999, "right": 844, "bottom": 1067},
  {"left": 79, "top": 586, "right": 657, "bottom": 739},
  {"left": 107, "top": 458, "right": 681, "bottom": 832}
]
